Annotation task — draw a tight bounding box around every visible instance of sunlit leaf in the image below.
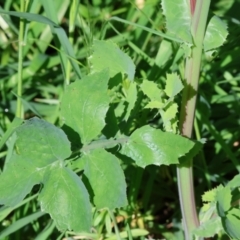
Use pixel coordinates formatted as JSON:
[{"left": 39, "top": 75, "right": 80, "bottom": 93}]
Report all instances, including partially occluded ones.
[
  {"left": 91, "top": 40, "right": 135, "bottom": 81},
  {"left": 61, "top": 70, "right": 110, "bottom": 144},
  {"left": 204, "top": 15, "right": 228, "bottom": 52},
  {"left": 164, "top": 73, "right": 183, "bottom": 98},
  {"left": 161, "top": 0, "right": 192, "bottom": 44},
  {"left": 120, "top": 125, "right": 197, "bottom": 168}
]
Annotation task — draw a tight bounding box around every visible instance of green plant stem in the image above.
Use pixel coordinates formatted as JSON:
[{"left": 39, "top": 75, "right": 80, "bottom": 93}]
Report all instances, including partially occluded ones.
[
  {"left": 177, "top": 0, "right": 210, "bottom": 239},
  {"left": 66, "top": 0, "right": 78, "bottom": 85},
  {"left": 16, "top": 0, "right": 25, "bottom": 118}
]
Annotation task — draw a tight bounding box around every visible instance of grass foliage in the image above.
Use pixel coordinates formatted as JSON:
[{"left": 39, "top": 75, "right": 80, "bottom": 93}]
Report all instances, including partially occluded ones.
[{"left": 0, "top": 0, "right": 240, "bottom": 239}]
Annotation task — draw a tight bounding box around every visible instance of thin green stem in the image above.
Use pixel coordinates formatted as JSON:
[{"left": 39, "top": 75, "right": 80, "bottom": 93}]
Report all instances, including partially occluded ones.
[
  {"left": 16, "top": 0, "right": 25, "bottom": 118},
  {"left": 66, "top": 0, "right": 79, "bottom": 85},
  {"left": 177, "top": 0, "right": 210, "bottom": 239},
  {"left": 108, "top": 209, "right": 122, "bottom": 240}
]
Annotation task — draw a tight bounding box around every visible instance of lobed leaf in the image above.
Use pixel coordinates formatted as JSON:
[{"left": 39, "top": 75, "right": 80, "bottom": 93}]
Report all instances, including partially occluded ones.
[
  {"left": 61, "top": 70, "right": 110, "bottom": 144},
  {"left": 39, "top": 162, "right": 92, "bottom": 232},
  {"left": 204, "top": 16, "right": 228, "bottom": 52},
  {"left": 120, "top": 125, "right": 198, "bottom": 168},
  {"left": 0, "top": 117, "right": 71, "bottom": 206},
  {"left": 81, "top": 149, "right": 128, "bottom": 210},
  {"left": 91, "top": 40, "right": 135, "bottom": 81}
]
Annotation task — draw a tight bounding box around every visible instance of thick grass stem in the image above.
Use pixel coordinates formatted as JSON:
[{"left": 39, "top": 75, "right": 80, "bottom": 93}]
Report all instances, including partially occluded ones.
[{"left": 177, "top": 0, "right": 210, "bottom": 239}]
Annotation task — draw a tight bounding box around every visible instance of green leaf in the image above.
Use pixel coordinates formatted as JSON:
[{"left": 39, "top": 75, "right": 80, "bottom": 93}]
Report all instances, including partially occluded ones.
[
  {"left": 120, "top": 125, "right": 197, "bottom": 168},
  {"left": 91, "top": 40, "right": 135, "bottom": 81},
  {"left": 193, "top": 217, "right": 222, "bottom": 238},
  {"left": 204, "top": 16, "right": 228, "bottom": 52},
  {"left": 164, "top": 73, "right": 183, "bottom": 98},
  {"left": 140, "top": 80, "right": 163, "bottom": 102},
  {"left": 227, "top": 174, "right": 240, "bottom": 189},
  {"left": 161, "top": 0, "right": 192, "bottom": 44},
  {"left": 14, "top": 117, "right": 71, "bottom": 166},
  {"left": 202, "top": 185, "right": 223, "bottom": 202},
  {"left": 216, "top": 186, "right": 232, "bottom": 217},
  {"left": 224, "top": 213, "right": 240, "bottom": 239},
  {"left": 144, "top": 101, "right": 165, "bottom": 109},
  {"left": 61, "top": 70, "right": 110, "bottom": 144},
  {"left": 0, "top": 117, "right": 71, "bottom": 206},
  {"left": 39, "top": 162, "right": 92, "bottom": 232},
  {"left": 81, "top": 149, "right": 128, "bottom": 210},
  {"left": 0, "top": 155, "right": 41, "bottom": 207}
]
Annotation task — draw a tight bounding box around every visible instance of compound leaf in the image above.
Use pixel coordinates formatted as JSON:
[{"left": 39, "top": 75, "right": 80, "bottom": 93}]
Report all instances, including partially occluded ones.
[
  {"left": 61, "top": 70, "right": 110, "bottom": 144},
  {"left": 81, "top": 149, "right": 128, "bottom": 210},
  {"left": 91, "top": 40, "right": 135, "bottom": 81},
  {"left": 161, "top": 0, "right": 192, "bottom": 44},
  {"left": 120, "top": 125, "right": 197, "bottom": 168},
  {"left": 204, "top": 15, "right": 228, "bottom": 52},
  {"left": 39, "top": 162, "right": 92, "bottom": 232}
]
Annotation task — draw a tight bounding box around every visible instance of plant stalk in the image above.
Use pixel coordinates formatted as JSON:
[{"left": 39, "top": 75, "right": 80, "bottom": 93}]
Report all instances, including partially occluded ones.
[
  {"left": 177, "top": 0, "right": 210, "bottom": 239},
  {"left": 16, "top": 0, "right": 25, "bottom": 118}
]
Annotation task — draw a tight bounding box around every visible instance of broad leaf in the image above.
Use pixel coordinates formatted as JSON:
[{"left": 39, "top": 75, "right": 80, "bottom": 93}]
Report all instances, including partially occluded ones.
[
  {"left": 39, "top": 162, "right": 92, "bottom": 232},
  {"left": 120, "top": 125, "right": 197, "bottom": 168},
  {"left": 216, "top": 186, "right": 231, "bottom": 217},
  {"left": 223, "top": 213, "right": 240, "bottom": 239},
  {"left": 0, "top": 155, "right": 41, "bottom": 207},
  {"left": 61, "top": 70, "right": 110, "bottom": 144},
  {"left": 81, "top": 149, "right": 128, "bottom": 209},
  {"left": 0, "top": 117, "right": 71, "bottom": 206},
  {"left": 164, "top": 73, "right": 183, "bottom": 98},
  {"left": 91, "top": 40, "right": 135, "bottom": 81},
  {"left": 161, "top": 0, "right": 192, "bottom": 44},
  {"left": 14, "top": 117, "right": 71, "bottom": 166},
  {"left": 204, "top": 16, "right": 228, "bottom": 52}
]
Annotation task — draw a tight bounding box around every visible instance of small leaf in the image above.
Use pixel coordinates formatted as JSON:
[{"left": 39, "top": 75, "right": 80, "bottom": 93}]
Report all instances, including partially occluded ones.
[
  {"left": 144, "top": 101, "right": 165, "bottom": 109},
  {"left": 164, "top": 73, "right": 183, "bottom": 98},
  {"left": 193, "top": 217, "right": 222, "bottom": 238},
  {"left": 202, "top": 185, "right": 223, "bottom": 202},
  {"left": 81, "top": 149, "right": 128, "bottom": 210},
  {"left": 204, "top": 16, "right": 228, "bottom": 52},
  {"left": 140, "top": 80, "right": 163, "bottom": 102},
  {"left": 216, "top": 186, "right": 232, "bottom": 217},
  {"left": 39, "top": 162, "right": 92, "bottom": 232},
  {"left": 161, "top": 0, "right": 192, "bottom": 44},
  {"left": 61, "top": 70, "right": 110, "bottom": 144},
  {"left": 120, "top": 125, "right": 197, "bottom": 168},
  {"left": 91, "top": 40, "right": 135, "bottom": 81},
  {"left": 227, "top": 174, "right": 240, "bottom": 189}
]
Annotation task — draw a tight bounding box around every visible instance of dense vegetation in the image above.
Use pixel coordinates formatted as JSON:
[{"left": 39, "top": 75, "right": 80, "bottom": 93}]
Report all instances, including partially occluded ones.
[{"left": 0, "top": 0, "right": 240, "bottom": 239}]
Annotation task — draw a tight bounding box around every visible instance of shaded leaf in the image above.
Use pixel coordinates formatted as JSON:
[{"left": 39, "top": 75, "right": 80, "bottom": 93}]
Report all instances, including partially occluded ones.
[
  {"left": 91, "top": 40, "right": 135, "bottom": 81},
  {"left": 81, "top": 149, "right": 128, "bottom": 209},
  {"left": 0, "top": 117, "right": 71, "bottom": 206},
  {"left": 216, "top": 186, "right": 232, "bottom": 217},
  {"left": 120, "top": 125, "right": 197, "bottom": 168},
  {"left": 223, "top": 213, "right": 240, "bottom": 239},
  {"left": 61, "top": 70, "right": 110, "bottom": 144},
  {"left": 39, "top": 162, "right": 92, "bottom": 232}
]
